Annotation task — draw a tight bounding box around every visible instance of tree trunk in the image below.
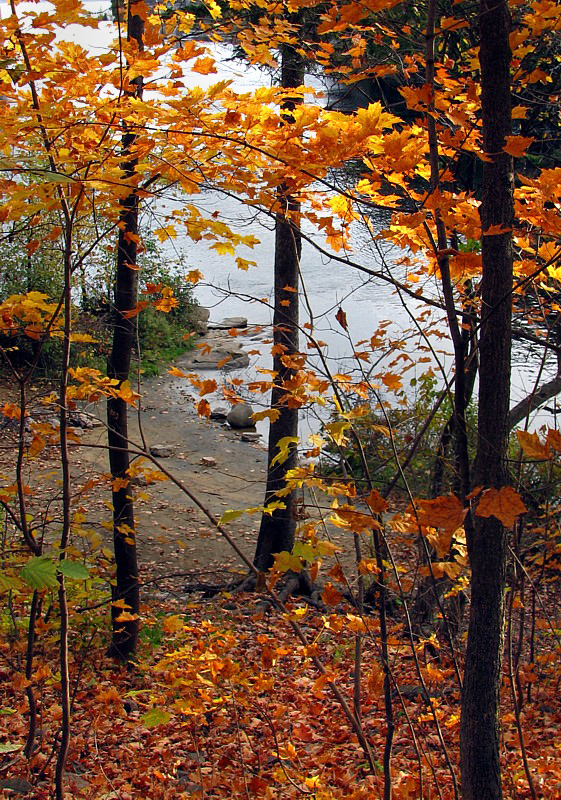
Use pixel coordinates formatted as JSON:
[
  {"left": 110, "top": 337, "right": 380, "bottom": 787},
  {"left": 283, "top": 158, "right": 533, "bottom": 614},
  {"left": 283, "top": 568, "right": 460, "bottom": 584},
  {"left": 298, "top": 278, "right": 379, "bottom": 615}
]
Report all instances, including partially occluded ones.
[
  {"left": 254, "top": 42, "right": 304, "bottom": 572},
  {"left": 106, "top": 1, "right": 144, "bottom": 661},
  {"left": 460, "top": 1, "right": 513, "bottom": 797}
]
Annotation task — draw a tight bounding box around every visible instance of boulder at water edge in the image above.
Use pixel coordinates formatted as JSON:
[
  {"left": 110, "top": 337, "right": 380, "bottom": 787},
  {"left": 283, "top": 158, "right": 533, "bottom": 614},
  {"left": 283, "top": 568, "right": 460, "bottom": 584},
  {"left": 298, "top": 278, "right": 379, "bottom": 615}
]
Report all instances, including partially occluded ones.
[{"left": 226, "top": 402, "right": 255, "bottom": 429}]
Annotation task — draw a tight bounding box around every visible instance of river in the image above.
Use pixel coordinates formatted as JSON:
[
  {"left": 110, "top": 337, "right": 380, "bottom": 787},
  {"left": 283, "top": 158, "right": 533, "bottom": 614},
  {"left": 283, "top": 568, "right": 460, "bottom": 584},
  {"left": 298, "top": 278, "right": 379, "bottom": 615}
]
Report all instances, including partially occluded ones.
[{"left": 7, "top": 1, "right": 557, "bottom": 434}]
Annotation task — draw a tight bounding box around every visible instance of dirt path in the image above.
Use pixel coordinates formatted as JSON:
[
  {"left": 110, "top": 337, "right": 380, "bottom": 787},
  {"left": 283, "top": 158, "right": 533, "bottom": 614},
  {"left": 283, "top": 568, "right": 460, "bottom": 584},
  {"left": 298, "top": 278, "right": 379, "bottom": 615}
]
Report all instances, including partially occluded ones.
[{"left": 71, "top": 354, "right": 270, "bottom": 586}]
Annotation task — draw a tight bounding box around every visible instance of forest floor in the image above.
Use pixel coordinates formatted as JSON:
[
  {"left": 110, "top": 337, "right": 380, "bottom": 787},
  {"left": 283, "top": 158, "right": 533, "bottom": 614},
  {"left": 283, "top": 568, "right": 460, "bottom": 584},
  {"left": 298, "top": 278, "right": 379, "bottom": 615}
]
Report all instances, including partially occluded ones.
[{"left": 2, "top": 364, "right": 560, "bottom": 799}]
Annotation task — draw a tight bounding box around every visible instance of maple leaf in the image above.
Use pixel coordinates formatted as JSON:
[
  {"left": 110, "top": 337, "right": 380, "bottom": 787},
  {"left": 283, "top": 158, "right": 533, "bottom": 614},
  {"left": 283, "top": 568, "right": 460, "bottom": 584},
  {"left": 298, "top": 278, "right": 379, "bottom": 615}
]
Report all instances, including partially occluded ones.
[
  {"left": 366, "top": 489, "right": 388, "bottom": 513},
  {"left": 192, "top": 56, "right": 218, "bottom": 74},
  {"left": 270, "top": 436, "right": 299, "bottom": 467},
  {"left": 382, "top": 373, "right": 402, "bottom": 391},
  {"left": 198, "top": 379, "right": 217, "bottom": 396},
  {"left": 322, "top": 582, "right": 344, "bottom": 606},
  {"left": 476, "top": 486, "right": 527, "bottom": 527},
  {"left": 516, "top": 430, "right": 550, "bottom": 460},
  {"left": 197, "top": 399, "right": 211, "bottom": 418},
  {"left": 546, "top": 428, "right": 561, "bottom": 453},
  {"left": 186, "top": 269, "right": 203, "bottom": 284},
  {"left": 415, "top": 494, "right": 466, "bottom": 533},
  {"left": 503, "top": 135, "right": 535, "bottom": 157}
]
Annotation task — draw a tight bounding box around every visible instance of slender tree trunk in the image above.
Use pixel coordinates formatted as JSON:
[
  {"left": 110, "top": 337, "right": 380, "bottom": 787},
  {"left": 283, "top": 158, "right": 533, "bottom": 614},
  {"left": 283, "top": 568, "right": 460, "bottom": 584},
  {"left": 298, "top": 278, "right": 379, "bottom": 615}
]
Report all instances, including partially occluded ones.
[
  {"left": 460, "top": 1, "right": 513, "bottom": 797},
  {"left": 254, "top": 41, "right": 304, "bottom": 572},
  {"left": 106, "top": 1, "right": 144, "bottom": 661}
]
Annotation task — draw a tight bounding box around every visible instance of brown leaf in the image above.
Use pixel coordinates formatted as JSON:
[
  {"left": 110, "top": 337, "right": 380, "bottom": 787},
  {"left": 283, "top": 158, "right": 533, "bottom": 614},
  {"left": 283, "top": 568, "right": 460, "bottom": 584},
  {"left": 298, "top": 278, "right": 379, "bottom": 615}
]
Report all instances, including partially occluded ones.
[
  {"left": 516, "top": 430, "right": 550, "bottom": 460},
  {"left": 335, "top": 306, "right": 348, "bottom": 331},
  {"left": 476, "top": 486, "right": 527, "bottom": 528}
]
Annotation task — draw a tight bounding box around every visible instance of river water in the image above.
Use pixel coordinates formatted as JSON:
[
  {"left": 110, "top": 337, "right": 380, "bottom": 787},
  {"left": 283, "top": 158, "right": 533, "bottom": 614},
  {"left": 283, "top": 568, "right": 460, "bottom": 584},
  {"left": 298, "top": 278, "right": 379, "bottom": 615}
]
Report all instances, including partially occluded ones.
[{"left": 8, "top": 1, "right": 557, "bottom": 433}]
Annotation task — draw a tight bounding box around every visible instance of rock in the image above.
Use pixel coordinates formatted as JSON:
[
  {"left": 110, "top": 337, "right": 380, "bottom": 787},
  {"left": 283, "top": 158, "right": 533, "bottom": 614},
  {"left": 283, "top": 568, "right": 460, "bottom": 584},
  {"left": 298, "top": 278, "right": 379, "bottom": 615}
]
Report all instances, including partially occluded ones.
[
  {"left": 200, "top": 456, "right": 217, "bottom": 467},
  {"left": 190, "top": 306, "right": 210, "bottom": 335},
  {"left": 0, "top": 778, "right": 34, "bottom": 794},
  {"left": 241, "top": 432, "right": 261, "bottom": 442},
  {"left": 226, "top": 402, "right": 255, "bottom": 428},
  {"left": 68, "top": 411, "right": 93, "bottom": 429},
  {"left": 210, "top": 406, "right": 228, "bottom": 420},
  {"left": 191, "top": 344, "right": 250, "bottom": 371},
  {"left": 208, "top": 316, "right": 248, "bottom": 330},
  {"left": 150, "top": 444, "right": 175, "bottom": 458}
]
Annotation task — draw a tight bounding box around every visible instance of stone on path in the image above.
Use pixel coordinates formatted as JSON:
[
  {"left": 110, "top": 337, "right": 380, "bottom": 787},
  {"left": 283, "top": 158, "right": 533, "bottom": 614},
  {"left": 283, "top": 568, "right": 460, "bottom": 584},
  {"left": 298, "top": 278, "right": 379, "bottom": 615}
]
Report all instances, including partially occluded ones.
[
  {"left": 150, "top": 444, "right": 175, "bottom": 458},
  {"left": 200, "top": 456, "right": 217, "bottom": 467},
  {"left": 241, "top": 432, "right": 261, "bottom": 443},
  {"left": 226, "top": 402, "right": 255, "bottom": 429},
  {"left": 210, "top": 407, "right": 228, "bottom": 420}
]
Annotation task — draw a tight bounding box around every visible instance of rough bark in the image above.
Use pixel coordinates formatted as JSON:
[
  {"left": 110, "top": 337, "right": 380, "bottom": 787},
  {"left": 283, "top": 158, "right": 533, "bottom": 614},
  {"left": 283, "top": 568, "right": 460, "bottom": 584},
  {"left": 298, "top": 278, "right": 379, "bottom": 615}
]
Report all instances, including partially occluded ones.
[
  {"left": 460, "top": 1, "right": 513, "bottom": 797},
  {"left": 254, "top": 42, "right": 304, "bottom": 572},
  {"left": 106, "top": 1, "right": 144, "bottom": 661}
]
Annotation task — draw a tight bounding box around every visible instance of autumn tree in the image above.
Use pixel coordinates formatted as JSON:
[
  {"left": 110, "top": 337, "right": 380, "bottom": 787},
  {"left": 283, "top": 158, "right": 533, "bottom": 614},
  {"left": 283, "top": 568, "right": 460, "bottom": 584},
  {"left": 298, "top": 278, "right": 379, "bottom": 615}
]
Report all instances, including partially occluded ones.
[
  {"left": 253, "top": 31, "right": 305, "bottom": 575},
  {"left": 105, "top": 0, "right": 145, "bottom": 662},
  {"left": 460, "top": 0, "right": 514, "bottom": 795}
]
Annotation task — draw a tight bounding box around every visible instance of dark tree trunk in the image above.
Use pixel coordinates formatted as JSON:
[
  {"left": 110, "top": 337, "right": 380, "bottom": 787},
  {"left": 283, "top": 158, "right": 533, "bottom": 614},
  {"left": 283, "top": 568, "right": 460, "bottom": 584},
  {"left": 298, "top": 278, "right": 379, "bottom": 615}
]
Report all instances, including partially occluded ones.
[
  {"left": 254, "top": 42, "right": 304, "bottom": 572},
  {"left": 460, "top": 1, "right": 513, "bottom": 797},
  {"left": 106, "top": 1, "right": 144, "bottom": 661}
]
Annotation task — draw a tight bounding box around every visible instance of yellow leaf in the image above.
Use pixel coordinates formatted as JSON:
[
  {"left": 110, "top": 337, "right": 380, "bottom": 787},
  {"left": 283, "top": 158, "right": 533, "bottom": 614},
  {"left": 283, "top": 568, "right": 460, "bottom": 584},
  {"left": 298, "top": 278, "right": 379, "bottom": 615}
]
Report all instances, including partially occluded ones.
[
  {"left": 162, "top": 615, "right": 184, "bottom": 633},
  {"left": 476, "top": 486, "right": 527, "bottom": 527},
  {"left": 114, "top": 611, "right": 139, "bottom": 622},
  {"left": 324, "top": 420, "right": 350, "bottom": 446},
  {"left": 270, "top": 436, "right": 299, "bottom": 467},
  {"left": 154, "top": 225, "right": 177, "bottom": 242},
  {"left": 27, "top": 434, "right": 45, "bottom": 458},
  {"left": 251, "top": 409, "right": 281, "bottom": 423}
]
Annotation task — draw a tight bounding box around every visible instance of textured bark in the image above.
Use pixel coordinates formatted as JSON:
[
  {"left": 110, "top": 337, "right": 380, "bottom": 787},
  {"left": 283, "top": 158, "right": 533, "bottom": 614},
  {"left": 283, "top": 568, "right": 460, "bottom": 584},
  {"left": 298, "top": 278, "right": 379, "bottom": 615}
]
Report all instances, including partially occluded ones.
[
  {"left": 106, "top": 2, "right": 144, "bottom": 661},
  {"left": 460, "top": 1, "right": 513, "bottom": 797},
  {"left": 254, "top": 42, "right": 304, "bottom": 572}
]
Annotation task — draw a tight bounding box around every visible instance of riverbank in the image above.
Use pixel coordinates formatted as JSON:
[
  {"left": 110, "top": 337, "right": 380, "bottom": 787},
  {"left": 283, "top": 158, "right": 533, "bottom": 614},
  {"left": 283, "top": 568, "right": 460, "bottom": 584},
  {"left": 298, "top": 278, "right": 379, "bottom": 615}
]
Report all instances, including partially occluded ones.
[{"left": 76, "top": 351, "right": 270, "bottom": 585}]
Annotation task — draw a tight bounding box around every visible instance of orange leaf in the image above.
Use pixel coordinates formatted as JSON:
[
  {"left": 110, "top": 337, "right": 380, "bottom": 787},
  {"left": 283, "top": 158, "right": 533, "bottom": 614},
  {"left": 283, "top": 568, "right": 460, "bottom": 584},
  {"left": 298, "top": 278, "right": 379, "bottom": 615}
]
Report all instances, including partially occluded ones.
[
  {"left": 546, "top": 428, "right": 561, "bottom": 453},
  {"left": 198, "top": 379, "right": 217, "bottom": 396},
  {"left": 322, "top": 582, "right": 344, "bottom": 606},
  {"left": 416, "top": 494, "right": 466, "bottom": 533},
  {"left": 366, "top": 489, "right": 388, "bottom": 514},
  {"left": 197, "top": 399, "right": 211, "bottom": 418},
  {"left": 503, "top": 135, "right": 534, "bottom": 158},
  {"left": 516, "top": 430, "right": 550, "bottom": 460},
  {"left": 382, "top": 373, "right": 402, "bottom": 391},
  {"left": 476, "top": 486, "right": 527, "bottom": 527}
]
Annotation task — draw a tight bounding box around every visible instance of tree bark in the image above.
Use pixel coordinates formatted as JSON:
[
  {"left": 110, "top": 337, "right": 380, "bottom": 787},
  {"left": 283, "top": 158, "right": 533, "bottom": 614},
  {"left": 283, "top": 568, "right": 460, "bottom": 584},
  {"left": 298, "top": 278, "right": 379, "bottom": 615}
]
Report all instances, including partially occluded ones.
[
  {"left": 106, "top": 1, "right": 144, "bottom": 661},
  {"left": 254, "top": 41, "right": 304, "bottom": 572},
  {"left": 460, "top": 1, "right": 513, "bottom": 796}
]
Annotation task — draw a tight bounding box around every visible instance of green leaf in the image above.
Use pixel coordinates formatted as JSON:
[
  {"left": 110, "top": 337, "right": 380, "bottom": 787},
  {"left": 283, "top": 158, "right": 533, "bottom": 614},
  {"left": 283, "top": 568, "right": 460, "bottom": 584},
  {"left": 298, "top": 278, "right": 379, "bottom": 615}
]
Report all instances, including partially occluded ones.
[
  {"left": 293, "top": 542, "right": 318, "bottom": 562},
  {"left": 58, "top": 560, "right": 89, "bottom": 581},
  {"left": 0, "top": 572, "right": 23, "bottom": 592},
  {"left": 0, "top": 743, "right": 20, "bottom": 753},
  {"left": 20, "top": 556, "right": 58, "bottom": 590},
  {"left": 219, "top": 508, "right": 245, "bottom": 524},
  {"left": 141, "top": 708, "right": 171, "bottom": 728}
]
